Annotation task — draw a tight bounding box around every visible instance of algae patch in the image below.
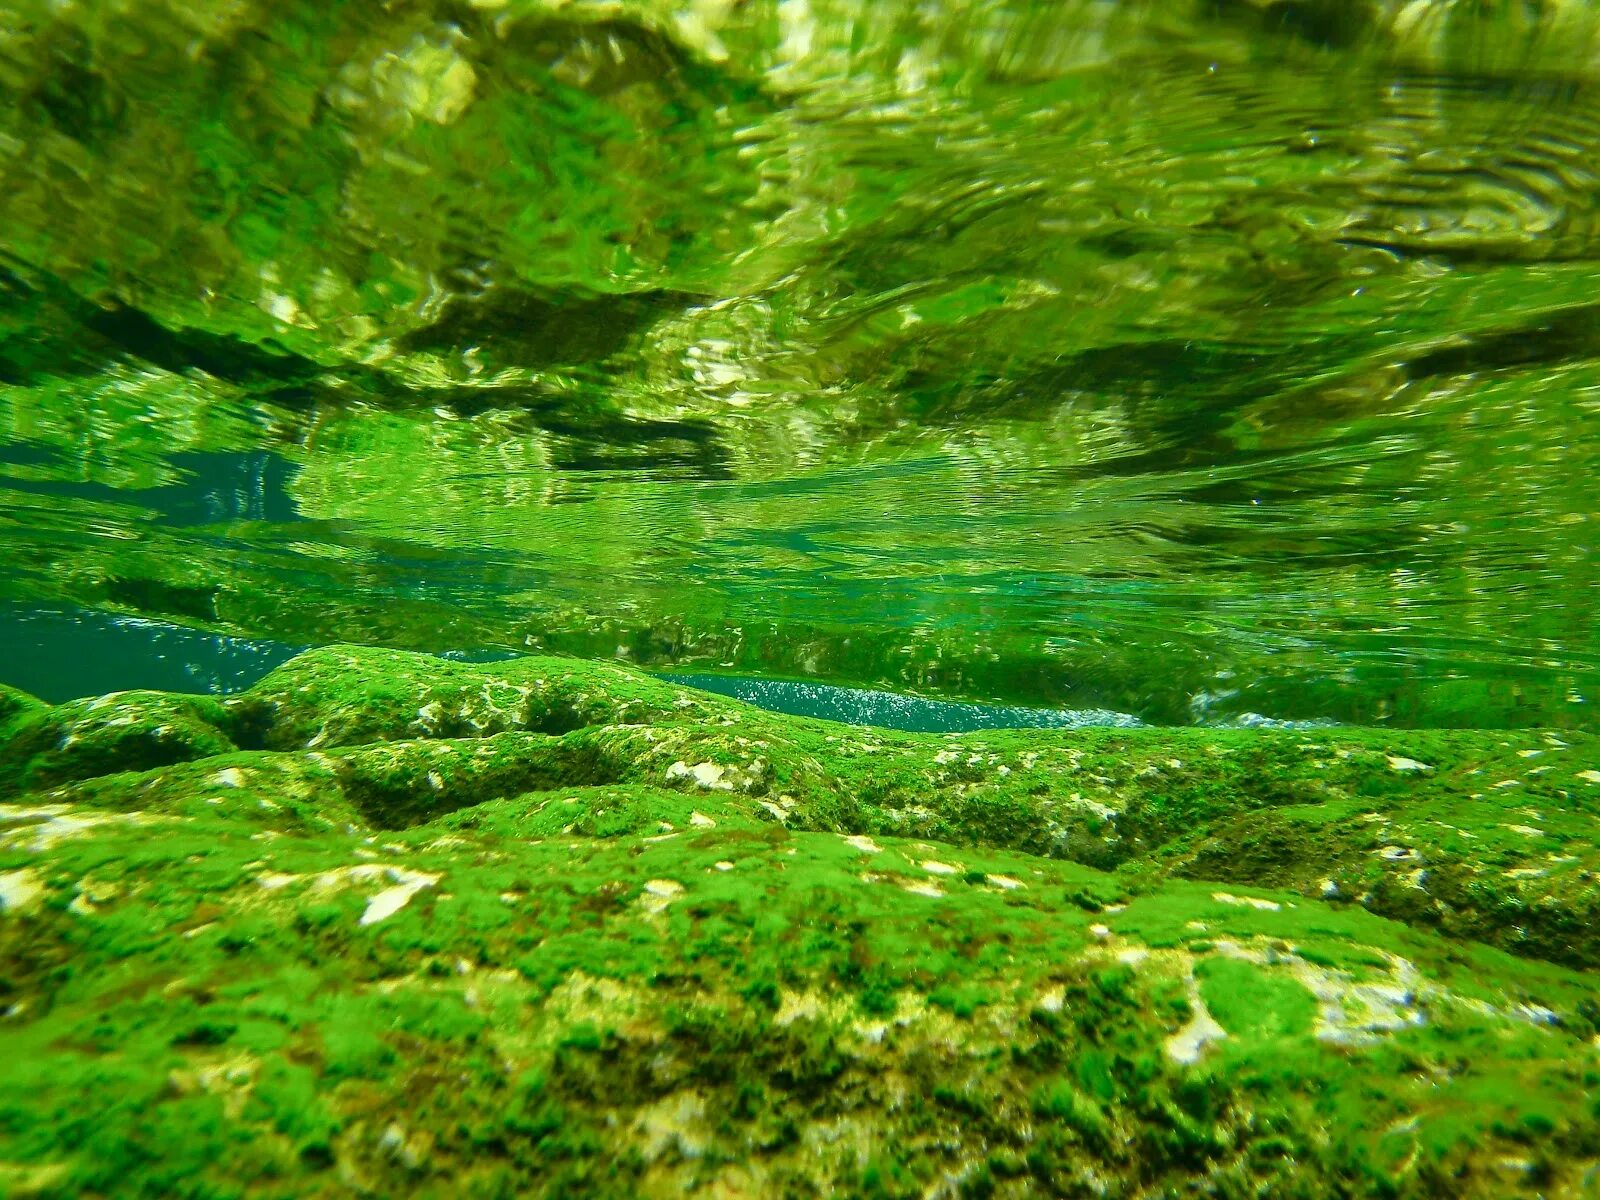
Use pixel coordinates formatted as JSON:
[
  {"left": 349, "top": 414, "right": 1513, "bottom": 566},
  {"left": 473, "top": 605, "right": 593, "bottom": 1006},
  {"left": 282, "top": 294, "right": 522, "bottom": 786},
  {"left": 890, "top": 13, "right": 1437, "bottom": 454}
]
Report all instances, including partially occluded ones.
[{"left": 1, "top": 647, "right": 1598, "bottom": 1197}]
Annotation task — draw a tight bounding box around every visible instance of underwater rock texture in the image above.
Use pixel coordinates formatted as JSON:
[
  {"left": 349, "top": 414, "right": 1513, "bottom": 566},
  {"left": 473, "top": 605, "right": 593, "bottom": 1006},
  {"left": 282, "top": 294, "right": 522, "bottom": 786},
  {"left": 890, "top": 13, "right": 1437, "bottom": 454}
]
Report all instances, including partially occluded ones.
[{"left": 2, "top": 647, "right": 1598, "bottom": 1197}]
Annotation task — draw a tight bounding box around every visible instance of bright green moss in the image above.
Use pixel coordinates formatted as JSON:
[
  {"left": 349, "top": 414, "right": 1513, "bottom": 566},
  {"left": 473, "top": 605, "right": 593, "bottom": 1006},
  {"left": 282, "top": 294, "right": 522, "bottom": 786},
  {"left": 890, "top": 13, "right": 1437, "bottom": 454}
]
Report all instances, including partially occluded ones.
[
  {"left": 1196, "top": 957, "right": 1317, "bottom": 1041},
  {"left": 0, "top": 690, "right": 240, "bottom": 797},
  {"left": 1, "top": 647, "right": 1598, "bottom": 1196},
  {"left": 0, "top": 683, "right": 46, "bottom": 736}
]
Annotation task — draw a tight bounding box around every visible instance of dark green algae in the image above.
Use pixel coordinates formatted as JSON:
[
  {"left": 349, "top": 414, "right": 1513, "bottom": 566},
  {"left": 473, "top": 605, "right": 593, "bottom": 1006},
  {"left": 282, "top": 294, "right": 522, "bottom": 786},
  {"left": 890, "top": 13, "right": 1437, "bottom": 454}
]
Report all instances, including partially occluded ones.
[{"left": 2, "top": 648, "right": 1600, "bottom": 1197}]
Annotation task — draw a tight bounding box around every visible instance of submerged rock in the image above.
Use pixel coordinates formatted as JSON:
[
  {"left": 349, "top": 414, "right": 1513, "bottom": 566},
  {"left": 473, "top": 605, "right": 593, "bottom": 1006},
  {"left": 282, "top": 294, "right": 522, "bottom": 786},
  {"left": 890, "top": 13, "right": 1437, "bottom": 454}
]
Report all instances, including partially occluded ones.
[{"left": 0, "top": 646, "right": 1597, "bottom": 1197}]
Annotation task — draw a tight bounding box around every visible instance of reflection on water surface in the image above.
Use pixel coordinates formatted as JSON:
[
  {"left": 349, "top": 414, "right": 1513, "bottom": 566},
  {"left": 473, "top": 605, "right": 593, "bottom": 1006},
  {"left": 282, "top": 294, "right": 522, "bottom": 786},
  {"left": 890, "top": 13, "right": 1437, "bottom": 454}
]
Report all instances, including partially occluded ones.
[{"left": 1, "top": 1, "right": 1597, "bottom": 726}]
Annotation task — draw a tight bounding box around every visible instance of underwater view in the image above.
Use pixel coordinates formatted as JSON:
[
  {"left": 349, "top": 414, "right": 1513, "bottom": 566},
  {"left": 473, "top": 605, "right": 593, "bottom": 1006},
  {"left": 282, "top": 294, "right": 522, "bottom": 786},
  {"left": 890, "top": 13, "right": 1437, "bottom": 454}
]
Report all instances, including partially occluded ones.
[{"left": 2, "top": 0, "right": 1600, "bottom": 1195}]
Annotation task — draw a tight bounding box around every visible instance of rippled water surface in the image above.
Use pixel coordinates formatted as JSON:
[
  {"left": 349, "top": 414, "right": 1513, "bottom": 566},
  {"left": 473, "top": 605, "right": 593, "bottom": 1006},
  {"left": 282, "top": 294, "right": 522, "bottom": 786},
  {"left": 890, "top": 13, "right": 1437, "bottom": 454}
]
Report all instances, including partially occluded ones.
[{"left": 2, "top": 1, "right": 1597, "bottom": 726}]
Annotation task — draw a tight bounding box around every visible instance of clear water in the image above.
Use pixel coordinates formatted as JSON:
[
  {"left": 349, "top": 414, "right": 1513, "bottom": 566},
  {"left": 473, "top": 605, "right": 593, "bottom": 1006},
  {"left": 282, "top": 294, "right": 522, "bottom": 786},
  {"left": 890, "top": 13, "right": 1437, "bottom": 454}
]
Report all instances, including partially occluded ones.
[{"left": 2, "top": 1, "right": 1597, "bottom": 728}]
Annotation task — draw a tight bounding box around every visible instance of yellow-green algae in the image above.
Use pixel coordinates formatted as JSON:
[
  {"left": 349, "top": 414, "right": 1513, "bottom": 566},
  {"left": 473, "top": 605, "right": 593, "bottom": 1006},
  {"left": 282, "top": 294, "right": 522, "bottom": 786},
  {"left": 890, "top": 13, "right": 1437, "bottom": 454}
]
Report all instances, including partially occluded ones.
[{"left": 2, "top": 647, "right": 1599, "bottom": 1197}]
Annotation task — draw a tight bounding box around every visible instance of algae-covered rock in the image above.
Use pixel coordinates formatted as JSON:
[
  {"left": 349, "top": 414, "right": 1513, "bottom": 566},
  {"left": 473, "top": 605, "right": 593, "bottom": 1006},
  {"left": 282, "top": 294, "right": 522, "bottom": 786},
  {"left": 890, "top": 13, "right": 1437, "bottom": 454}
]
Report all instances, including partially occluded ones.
[
  {"left": 235, "top": 644, "right": 742, "bottom": 751},
  {"left": 0, "top": 683, "right": 45, "bottom": 733},
  {"left": 0, "top": 689, "right": 239, "bottom": 797},
  {"left": 2, "top": 647, "right": 1598, "bottom": 1197}
]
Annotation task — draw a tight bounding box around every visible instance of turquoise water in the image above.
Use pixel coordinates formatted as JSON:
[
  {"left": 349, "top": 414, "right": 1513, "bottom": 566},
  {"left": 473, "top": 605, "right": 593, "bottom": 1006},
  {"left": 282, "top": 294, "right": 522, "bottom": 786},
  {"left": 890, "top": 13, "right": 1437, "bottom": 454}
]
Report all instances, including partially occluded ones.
[{"left": 6, "top": 605, "right": 1159, "bottom": 731}]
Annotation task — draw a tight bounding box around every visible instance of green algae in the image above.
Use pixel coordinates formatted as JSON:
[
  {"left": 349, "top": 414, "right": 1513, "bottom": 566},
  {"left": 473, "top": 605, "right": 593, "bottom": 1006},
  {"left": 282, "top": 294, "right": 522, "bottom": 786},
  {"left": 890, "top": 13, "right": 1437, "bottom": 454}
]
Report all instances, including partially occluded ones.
[
  {"left": 0, "top": 690, "right": 241, "bottom": 796},
  {"left": 2, "top": 647, "right": 1598, "bottom": 1196},
  {"left": 0, "top": 685, "right": 45, "bottom": 745},
  {"left": 4, "top": 5, "right": 1600, "bottom": 1193}
]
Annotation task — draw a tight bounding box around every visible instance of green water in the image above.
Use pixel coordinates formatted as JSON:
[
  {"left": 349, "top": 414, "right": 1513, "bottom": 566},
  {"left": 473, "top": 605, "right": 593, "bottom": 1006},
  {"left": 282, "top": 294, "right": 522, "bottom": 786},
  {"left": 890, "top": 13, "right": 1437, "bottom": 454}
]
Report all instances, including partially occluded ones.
[{"left": 2, "top": 0, "right": 1598, "bottom": 727}]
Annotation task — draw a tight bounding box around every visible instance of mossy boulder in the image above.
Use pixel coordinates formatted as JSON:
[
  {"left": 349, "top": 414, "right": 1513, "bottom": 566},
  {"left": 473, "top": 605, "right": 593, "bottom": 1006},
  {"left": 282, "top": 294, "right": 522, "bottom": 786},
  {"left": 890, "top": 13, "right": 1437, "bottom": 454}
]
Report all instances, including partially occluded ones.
[
  {"left": 0, "top": 683, "right": 45, "bottom": 735},
  {"left": 2, "top": 646, "right": 1598, "bottom": 1197},
  {"left": 233, "top": 644, "right": 742, "bottom": 752},
  {"left": 0, "top": 682, "right": 41, "bottom": 715},
  {"left": 0, "top": 690, "right": 240, "bottom": 797}
]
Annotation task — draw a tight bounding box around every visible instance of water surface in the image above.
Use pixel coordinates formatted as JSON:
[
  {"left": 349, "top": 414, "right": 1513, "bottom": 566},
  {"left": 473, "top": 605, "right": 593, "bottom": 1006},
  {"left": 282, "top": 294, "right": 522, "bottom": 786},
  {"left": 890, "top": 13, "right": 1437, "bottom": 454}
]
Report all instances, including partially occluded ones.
[{"left": 1, "top": 1, "right": 1597, "bottom": 727}]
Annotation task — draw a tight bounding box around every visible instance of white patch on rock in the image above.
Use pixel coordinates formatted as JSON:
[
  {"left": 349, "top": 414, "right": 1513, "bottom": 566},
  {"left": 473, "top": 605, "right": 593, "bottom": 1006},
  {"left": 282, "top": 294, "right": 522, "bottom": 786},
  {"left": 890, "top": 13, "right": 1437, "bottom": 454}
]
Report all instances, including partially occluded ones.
[
  {"left": 253, "top": 862, "right": 440, "bottom": 926},
  {"left": 1212, "top": 891, "right": 1281, "bottom": 911},
  {"left": 212, "top": 768, "right": 248, "bottom": 788},
  {"left": 689, "top": 811, "right": 716, "bottom": 828},
  {"left": 1065, "top": 792, "right": 1119, "bottom": 822},
  {"left": 635, "top": 1089, "right": 712, "bottom": 1163},
  {"left": 842, "top": 834, "right": 882, "bottom": 854},
  {"left": 901, "top": 881, "right": 944, "bottom": 898},
  {"left": 1197, "top": 937, "right": 1428, "bottom": 1047},
  {"left": 920, "top": 860, "right": 959, "bottom": 876},
  {"left": 378, "top": 1121, "right": 427, "bottom": 1170},
  {"left": 775, "top": 989, "right": 828, "bottom": 1026},
  {"left": 1313, "top": 975, "right": 1425, "bottom": 1044},
  {"left": 1266, "top": 947, "right": 1427, "bottom": 1044},
  {"left": 261, "top": 291, "right": 301, "bottom": 325},
  {"left": 360, "top": 868, "right": 442, "bottom": 926},
  {"left": 641, "top": 878, "right": 686, "bottom": 913},
  {"left": 1503, "top": 824, "right": 1544, "bottom": 837},
  {"left": 1166, "top": 993, "right": 1228, "bottom": 1064},
  {"left": 666, "top": 761, "right": 733, "bottom": 791},
  {"left": 0, "top": 804, "right": 152, "bottom": 852},
  {"left": 986, "top": 874, "right": 1024, "bottom": 890},
  {"left": 1577, "top": 770, "right": 1600, "bottom": 785},
  {"left": 1386, "top": 756, "right": 1431, "bottom": 773},
  {"left": 0, "top": 868, "right": 44, "bottom": 914}
]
